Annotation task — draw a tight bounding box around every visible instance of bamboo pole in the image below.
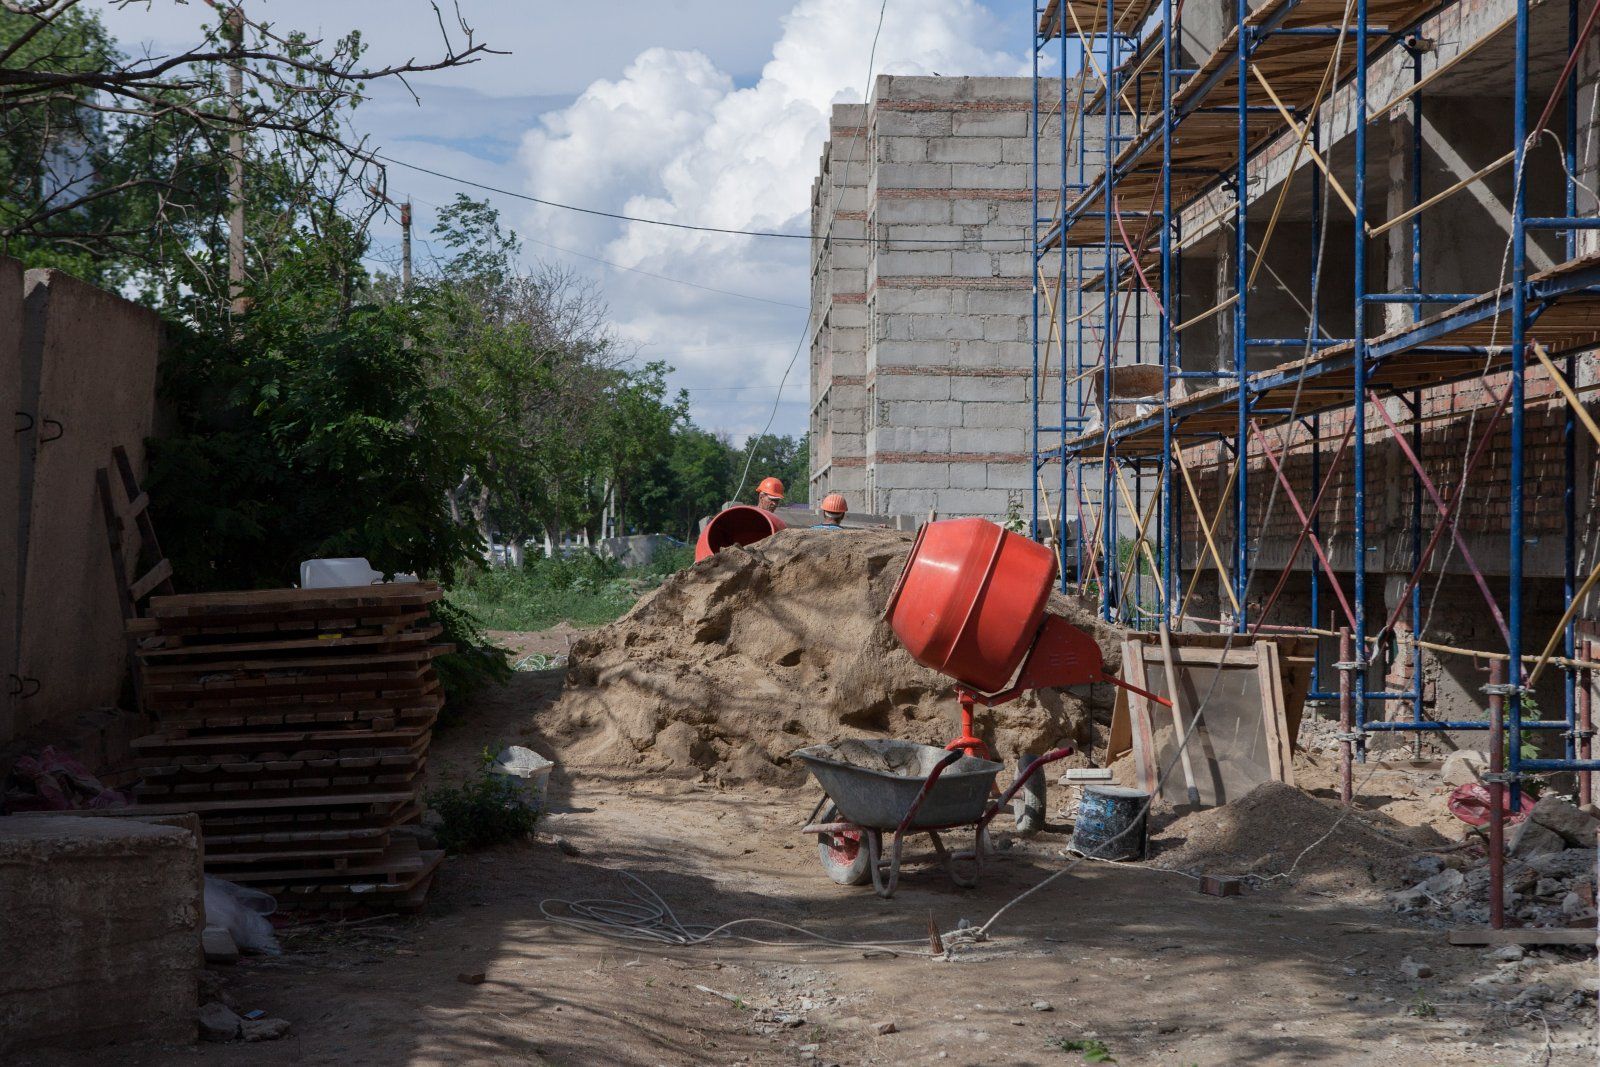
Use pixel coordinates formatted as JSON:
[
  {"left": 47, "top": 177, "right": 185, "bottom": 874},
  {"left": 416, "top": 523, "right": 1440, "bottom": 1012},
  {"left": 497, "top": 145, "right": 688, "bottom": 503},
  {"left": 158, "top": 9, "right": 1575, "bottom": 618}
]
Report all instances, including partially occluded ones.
[
  {"left": 1370, "top": 151, "right": 1515, "bottom": 238},
  {"left": 1172, "top": 446, "right": 1243, "bottom": 615}
]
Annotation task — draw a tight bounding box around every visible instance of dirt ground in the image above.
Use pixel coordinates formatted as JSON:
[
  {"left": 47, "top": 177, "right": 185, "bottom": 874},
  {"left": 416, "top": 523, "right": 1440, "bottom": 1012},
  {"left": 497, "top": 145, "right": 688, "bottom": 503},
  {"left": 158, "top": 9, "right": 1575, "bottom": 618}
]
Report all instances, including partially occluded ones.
[{"left": 40, "top": 636, "right": 1600, "bottom": 1067}]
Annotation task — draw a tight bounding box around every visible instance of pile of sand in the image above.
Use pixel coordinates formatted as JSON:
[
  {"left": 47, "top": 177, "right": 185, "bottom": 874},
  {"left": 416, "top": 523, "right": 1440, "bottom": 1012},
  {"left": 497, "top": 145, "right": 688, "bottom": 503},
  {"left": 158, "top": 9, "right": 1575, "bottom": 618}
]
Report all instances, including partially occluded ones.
[
  {"left": 543, "top": 528, "right": 1120, "bottom": 786},
  {"left": 1148, "top": 781, "right": 1449, "bottom": 893}
]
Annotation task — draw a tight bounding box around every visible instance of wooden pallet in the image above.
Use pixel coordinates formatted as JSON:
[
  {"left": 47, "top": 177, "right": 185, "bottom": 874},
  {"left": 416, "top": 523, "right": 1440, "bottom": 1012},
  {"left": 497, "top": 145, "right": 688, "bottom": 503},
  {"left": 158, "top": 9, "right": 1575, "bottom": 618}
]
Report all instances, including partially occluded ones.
[
  {"left": 132, "top": 720, "right": 434, "bottom": 756},
  {"left": 129, "top": 576, "right": 447, "bottom": 909}
]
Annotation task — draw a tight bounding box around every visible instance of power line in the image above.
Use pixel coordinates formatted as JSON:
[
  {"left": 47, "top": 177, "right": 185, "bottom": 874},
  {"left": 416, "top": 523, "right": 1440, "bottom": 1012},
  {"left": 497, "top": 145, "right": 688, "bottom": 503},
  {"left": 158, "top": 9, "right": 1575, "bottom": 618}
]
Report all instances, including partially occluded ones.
[
  {"left": 374, "top": 151, "right": 1029, "bottom": 246},
  {"left": 390, "top": 195, "right": 809, "bottom": 311}
]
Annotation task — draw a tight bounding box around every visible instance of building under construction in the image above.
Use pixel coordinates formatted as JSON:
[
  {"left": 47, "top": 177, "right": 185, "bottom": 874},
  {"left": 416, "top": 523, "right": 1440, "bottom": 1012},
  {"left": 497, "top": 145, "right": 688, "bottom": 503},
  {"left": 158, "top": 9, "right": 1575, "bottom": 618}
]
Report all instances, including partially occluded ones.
[
  {"left": 1029, "top": 0, "right": 1600, "bottom": 890},
  {"left": 808, "top": 0, "right": 1600, "bottom": 928}
]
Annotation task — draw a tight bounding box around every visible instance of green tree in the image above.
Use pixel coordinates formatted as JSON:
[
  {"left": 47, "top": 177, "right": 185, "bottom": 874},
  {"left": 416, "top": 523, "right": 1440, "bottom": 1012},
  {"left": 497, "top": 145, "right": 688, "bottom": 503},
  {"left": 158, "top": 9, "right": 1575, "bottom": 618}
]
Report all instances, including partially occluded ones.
[
  {"left": 0, "top": 1, "right": 495, "bottom": 290},
  {"left": 596, "top": 362, "right": 688, "bottom": 535},
  {"left": 146, "top": 222, "right": 480, "bottom": 589},
  {"left": 735, "top": 433, "right": 810, "bottom": 505}
]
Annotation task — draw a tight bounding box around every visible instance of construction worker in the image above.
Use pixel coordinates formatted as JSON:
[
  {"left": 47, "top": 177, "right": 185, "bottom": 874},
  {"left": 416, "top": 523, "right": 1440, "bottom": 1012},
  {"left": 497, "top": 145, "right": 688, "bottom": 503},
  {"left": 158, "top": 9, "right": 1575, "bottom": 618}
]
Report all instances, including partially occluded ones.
[
  {"left": 756, "top": 476, "right": 785, "bottom": 513},
  {"left": 813, "top": 494, "right": 849, "bottom": 530}
]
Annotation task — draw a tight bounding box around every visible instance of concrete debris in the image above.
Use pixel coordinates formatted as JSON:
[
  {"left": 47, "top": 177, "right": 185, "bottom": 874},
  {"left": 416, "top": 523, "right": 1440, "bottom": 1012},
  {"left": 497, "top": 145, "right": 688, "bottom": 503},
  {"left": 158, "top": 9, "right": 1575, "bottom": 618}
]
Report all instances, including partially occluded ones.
[
  {"left": 201, "top": 925, "right": 240, "bottom": 965},
  {"left": 197, "top": 1001, "right": 243, "bottom": 1042},
  {"left": 1441, "top": 750, "right": 1489, "bottom": 787},
  {"left": 241, "top": 1017, "right": 291, "bottom": 1042},
  {"left": 1507, "top": 818, "right": 1565, "bottom": 859},
  {"left": 1511, "top": 983, "right": 1556, "bottom": 1007},
  {"left": 1527, "top": 849, "right": 1597, "bottom": 878},
  {"left": 1530, "top": 795, "right": 1600, "bottom": 848},
  {"left": 1398, "top": 956, "right": 1433, "bottom": 980},
  {"left": 1408, "top": 854, "right": 1445, "bottom": 877},
  {"left": 1470, "top": 966, "right": 1521, "bottom": 988},
  {"left": 1389, "top": 799, "right": 1597, "bottom": 929},
  {"left": 1560, "top": 890, "right": 1596, "bottom": 921}
]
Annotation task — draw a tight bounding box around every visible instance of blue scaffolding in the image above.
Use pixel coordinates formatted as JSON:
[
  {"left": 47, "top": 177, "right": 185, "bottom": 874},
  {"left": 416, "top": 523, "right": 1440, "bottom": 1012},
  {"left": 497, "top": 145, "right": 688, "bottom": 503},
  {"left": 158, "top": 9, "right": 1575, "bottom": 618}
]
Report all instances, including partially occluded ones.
[{"left": 1031, "top": 0, "right": 1600, "bottom": 927}]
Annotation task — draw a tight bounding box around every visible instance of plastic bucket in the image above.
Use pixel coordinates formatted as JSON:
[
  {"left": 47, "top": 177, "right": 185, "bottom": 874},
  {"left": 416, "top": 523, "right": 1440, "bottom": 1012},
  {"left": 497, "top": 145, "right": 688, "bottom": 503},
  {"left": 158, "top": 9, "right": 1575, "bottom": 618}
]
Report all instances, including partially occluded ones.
[
  {"left": 694, "top": 506, "right": 788, "bottom": 562},
  {"left": 1070, "top": 785, "right": 1149, "bottom": 861}
]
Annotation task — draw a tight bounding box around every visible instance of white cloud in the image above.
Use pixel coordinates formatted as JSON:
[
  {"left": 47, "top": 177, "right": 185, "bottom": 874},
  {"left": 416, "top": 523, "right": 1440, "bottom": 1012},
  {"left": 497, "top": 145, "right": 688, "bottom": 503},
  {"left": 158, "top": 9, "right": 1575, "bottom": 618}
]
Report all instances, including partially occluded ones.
[{"left": 515, "top": 0, "right": 1026, "bottom": 441}]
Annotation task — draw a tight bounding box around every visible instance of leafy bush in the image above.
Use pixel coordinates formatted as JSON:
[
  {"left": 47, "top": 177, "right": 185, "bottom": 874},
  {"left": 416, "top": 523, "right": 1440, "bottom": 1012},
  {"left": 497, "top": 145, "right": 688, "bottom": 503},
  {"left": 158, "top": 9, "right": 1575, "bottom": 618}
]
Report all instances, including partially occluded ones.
[
  {"left": 427, "top": 749, "right": 538, "bottom": 852},
  {"left": 431, "top": 600, "right": 513, "bottom": 712}
]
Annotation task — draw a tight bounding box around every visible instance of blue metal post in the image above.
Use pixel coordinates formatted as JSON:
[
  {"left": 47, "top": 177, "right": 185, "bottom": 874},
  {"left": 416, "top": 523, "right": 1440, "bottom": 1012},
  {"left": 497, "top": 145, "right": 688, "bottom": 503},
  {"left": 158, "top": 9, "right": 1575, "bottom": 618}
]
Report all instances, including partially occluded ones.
[
  {"left": 1160, "top": 0, "right": 1175, "bottom": 621},
  {"left": 1232, "top": 0, "right": 1250, "bottom": 630},
  {"left": 1409, "top": 44, "right": 1426, "bottom": 733},
  {"left": 1351, "top": 0, "right": 1371, "bottom": 758},
  {"left": 1508, "top": 0, "right": 1530, "bottom": 801},
  {"left": 1031, "top": 24, "right": 1041, "bottom": 542},
  {"left": 1101, "top": 0, "right": 1119, "bottom": 622}
]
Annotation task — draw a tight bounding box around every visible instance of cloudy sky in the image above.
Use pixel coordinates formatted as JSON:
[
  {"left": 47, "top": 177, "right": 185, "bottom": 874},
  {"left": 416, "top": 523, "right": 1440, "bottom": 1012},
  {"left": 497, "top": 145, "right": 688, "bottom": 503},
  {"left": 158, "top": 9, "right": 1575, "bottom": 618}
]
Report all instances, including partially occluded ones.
[{"left": 93, "top": 1, "right": 1035, "bottom": 441}]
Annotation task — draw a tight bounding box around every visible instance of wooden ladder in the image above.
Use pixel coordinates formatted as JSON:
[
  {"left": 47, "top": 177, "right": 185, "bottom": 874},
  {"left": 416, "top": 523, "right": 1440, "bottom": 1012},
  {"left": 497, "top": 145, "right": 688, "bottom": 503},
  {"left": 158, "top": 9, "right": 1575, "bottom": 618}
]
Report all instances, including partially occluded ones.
[{"left": 96, "top": 445, "right": 175, "bottom": 709}]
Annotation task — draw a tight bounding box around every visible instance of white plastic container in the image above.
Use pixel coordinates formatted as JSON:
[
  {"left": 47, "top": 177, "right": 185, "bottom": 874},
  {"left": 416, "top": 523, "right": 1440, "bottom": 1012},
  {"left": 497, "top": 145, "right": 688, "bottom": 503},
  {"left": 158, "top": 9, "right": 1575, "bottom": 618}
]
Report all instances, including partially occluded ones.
[
  {"left": 300, "top": 557, "right": 381, "bottom": 589},
  {"left": 491, "top": 746, "right": 555, "bottom": 812}
]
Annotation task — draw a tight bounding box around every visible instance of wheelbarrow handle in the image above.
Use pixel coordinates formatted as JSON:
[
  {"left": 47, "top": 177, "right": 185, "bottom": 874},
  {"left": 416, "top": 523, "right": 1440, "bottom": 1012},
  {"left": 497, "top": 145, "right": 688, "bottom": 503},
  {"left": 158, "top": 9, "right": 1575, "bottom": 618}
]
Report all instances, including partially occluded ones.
[
  {"left": 894, "top": 748, "right": 965, "bottom": 837},
  {"left": 981, "top": 745, "right": 1076, "bottom": 829}
]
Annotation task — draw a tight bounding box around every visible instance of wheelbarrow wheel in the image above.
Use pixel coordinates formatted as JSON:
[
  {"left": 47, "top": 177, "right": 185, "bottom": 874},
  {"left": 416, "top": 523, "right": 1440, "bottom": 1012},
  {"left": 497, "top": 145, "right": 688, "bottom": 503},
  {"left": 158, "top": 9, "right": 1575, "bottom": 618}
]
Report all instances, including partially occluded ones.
[
  {"left": 1012, "top": 755, "right": 1047, "bottom": 837},
  {"left": 815, "top": 805, "right": 871, "bottom": 885}
]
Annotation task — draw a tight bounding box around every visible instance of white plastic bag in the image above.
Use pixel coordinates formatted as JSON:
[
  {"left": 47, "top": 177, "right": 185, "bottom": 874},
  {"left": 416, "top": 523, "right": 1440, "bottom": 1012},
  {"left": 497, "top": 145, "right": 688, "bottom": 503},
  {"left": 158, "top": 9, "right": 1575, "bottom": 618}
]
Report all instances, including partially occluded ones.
[{"left": 204, "top": 876, "right": 281, "bottom": 955}]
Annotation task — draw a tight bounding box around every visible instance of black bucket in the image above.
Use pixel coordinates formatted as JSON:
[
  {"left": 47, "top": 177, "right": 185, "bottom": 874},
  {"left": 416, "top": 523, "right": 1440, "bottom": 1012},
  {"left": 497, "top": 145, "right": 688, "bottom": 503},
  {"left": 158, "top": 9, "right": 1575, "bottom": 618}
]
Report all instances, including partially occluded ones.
[{"left": 1071, "top": 785, "right": 1149, "bottom": 860}]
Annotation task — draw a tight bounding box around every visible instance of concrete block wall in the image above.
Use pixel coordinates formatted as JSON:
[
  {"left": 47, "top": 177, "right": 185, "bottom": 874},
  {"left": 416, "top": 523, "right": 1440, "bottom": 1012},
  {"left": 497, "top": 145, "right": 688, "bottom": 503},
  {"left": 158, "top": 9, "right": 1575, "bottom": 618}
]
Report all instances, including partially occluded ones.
[
  {"left": 0, "top": 815, "right": 201, "bottom": 1054},
  {"left": 810, "top": 75, "right": 1095, "bottom": 521},
  {"left": 809, "top": 104, "right": 870, "bottom": 508}
]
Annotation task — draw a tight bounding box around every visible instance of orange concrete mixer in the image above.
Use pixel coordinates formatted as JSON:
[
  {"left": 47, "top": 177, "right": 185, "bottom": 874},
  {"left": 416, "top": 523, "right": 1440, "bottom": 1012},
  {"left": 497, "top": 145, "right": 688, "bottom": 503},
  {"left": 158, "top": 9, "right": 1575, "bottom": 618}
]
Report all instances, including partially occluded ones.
[{"left": 693, "top": 505, "right": 787, "bottom": 562}]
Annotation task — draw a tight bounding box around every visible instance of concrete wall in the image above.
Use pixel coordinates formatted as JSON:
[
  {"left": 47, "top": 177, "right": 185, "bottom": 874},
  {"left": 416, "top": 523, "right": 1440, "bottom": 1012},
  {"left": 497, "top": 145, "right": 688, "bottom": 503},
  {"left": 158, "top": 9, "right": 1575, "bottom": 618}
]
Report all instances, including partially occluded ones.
[
  {"left": 2, "top": 260, "right": 161, "bottom": 747},
  {"left": 810, "top": 76, "right": 1089, "bottom": 521},
  {"left": 809, "top": 104, "right": 870, "bottom": 509},
  {"left": 0, "top": 815, "right": 200, "bottom": 1054},
  {"left": 0, "top": 260, "right": 20, "bottom": 745}
]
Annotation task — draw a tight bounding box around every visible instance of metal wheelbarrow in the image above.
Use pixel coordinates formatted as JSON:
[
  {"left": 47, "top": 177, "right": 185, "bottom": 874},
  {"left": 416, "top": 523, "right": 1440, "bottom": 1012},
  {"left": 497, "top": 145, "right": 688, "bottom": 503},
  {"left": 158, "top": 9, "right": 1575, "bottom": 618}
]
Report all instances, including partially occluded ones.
[{"left": 795, "top": 739, "right": 1074, "bottom": 897}]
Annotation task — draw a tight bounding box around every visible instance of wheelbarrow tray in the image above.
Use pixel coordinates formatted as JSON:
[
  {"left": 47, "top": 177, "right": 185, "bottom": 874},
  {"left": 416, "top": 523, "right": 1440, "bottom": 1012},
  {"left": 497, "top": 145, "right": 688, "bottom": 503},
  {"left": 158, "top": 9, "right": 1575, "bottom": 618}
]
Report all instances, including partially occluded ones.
[{"left": 794, "top": 740, "right": 1003, "bottom": 830}]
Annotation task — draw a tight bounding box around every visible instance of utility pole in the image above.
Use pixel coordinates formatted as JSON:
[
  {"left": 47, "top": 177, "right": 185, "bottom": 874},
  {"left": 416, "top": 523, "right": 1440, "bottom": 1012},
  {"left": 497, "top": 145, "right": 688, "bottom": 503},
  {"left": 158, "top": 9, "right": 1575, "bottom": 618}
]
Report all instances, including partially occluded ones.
[
  {"left": 226, "top": 3, "right": 247, "bottom": 316},
  {"left": 400, "top": 200, "right": 413, "bottom": 291}
]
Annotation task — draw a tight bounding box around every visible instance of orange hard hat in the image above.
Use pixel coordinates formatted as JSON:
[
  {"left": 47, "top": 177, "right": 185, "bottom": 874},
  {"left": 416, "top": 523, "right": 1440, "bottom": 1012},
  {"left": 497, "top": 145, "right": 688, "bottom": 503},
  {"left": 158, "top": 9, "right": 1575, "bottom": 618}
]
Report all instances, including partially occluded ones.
[
  {"left": 757, "top": 477, "right": 785, "bottom": 499},
  {"left": 821, "top": 493, "right": 848, "bottom": 515}
]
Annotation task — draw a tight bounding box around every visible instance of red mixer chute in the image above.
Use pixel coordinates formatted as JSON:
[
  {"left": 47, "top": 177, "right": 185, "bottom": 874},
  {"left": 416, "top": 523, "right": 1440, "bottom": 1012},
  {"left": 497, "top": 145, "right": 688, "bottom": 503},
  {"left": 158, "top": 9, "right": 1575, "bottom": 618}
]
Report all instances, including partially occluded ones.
[
  {"left": 885, "top": 517, "right": 1169, "bottom": 758},
  {"left": 694, "top": 505, "right": 787, "bottom": 562}
]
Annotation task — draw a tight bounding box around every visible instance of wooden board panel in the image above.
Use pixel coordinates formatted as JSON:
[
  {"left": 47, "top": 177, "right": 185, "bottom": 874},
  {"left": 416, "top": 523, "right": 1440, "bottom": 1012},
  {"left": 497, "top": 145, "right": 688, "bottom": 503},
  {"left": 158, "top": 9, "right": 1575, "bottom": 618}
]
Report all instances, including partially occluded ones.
[{"left": 14, "top": 269, "right": 161, "bottom": 736}]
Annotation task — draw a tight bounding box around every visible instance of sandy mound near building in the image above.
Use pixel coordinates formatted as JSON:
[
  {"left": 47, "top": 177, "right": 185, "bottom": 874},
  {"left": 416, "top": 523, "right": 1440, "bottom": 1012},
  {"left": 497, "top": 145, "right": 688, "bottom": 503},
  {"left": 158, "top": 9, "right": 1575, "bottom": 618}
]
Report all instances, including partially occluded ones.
[
  {"left": 543, "top": 528, "right": 1120, "bottom": 786},
  {"left": 1148, "top": 781, "right": 1449, "bottom": 894}
]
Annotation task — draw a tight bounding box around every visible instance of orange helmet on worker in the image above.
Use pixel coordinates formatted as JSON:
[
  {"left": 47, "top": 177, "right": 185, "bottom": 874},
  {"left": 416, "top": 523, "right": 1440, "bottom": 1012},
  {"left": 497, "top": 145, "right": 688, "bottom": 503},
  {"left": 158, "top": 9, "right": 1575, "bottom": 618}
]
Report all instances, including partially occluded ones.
[
  {"left": 814, "top": 493, "right": 848, "bottom": 530},
  {"left": 756, "top": 477, "right": 785, "bottom": 513}
]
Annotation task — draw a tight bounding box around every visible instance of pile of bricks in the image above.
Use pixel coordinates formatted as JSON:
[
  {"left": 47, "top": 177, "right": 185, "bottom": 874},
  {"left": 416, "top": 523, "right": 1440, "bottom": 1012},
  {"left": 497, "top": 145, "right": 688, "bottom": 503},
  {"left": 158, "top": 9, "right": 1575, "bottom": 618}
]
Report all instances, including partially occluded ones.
[{"left": 127, "top": 582, "right": 448, "bottom": 910}]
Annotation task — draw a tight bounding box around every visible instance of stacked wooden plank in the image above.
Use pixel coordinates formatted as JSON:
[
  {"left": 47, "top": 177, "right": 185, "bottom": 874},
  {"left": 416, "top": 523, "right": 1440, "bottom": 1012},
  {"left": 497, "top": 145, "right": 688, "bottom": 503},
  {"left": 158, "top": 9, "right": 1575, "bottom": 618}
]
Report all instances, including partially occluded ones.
[{"left": 128, "top": 583, "right": 449, "bottom": 910}]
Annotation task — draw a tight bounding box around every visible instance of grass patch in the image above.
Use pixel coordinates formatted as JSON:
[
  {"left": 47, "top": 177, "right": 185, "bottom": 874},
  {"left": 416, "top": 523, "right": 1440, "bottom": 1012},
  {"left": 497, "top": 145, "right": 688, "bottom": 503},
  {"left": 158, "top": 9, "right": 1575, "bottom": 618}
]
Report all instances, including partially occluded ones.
[
  {"left": 448, "top": 546, "right": 693, "bottom": 631},
  {"left": 1050, "top": 1038, "right": 1115, "bottom": 1063}
]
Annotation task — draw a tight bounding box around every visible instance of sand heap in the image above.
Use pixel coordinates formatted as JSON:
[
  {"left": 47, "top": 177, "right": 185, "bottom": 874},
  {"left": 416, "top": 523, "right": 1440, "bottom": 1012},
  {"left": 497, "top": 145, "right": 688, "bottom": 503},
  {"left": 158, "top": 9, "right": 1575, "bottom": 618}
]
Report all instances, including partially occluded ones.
[
  {"left": 1148, "top": 781, "right": 1448, "bottom": 894},
  {"left": 544, "top": 527, "right": 1120, "bottom": 785}
]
